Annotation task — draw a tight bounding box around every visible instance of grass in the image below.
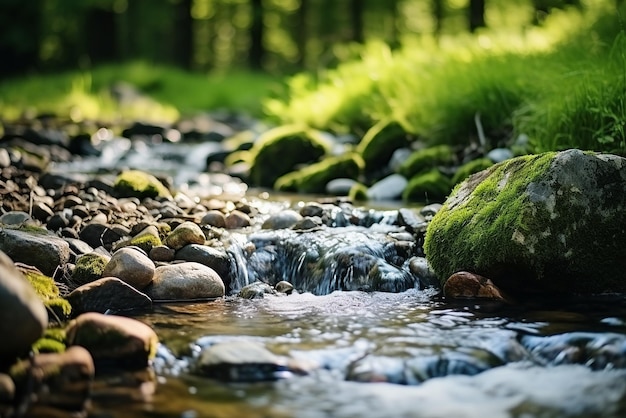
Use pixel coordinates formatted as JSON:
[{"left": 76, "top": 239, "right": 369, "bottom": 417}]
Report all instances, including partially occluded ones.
[
  {"left": 264, "top": 2, "right": 626, "bottom": 154},
  {"left": 0, "top": 62, "right": 279, "bottom": 123}
]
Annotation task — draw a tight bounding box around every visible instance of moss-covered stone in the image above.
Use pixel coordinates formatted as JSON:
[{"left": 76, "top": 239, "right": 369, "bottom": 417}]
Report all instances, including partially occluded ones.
[
  {"left": 32, "top": 337, "right": 66, "bottom": 354},
  {"left": 21, "top": 269, "right": 72, "bottom": 320},
  {"left": 248, "top": 125, "right": 332, "bottom": 188},
  {"left": 424, "top": 149, "right": 626, "bottom": 296},
  {"left": 71, "top": 252, "right": 109, "bottom": 286},
  {"left": 357, "top": 120, "right": 411, "bottom": 172},
  {"left": 274, "top": 153, "right": 364, "bottom": 194},
  {"left": 349, "top": 182, "right": 369, "bottom": 201},
  {"left": 113, "top": 170, "right": 172, "bottom": 200},
  {"left": 451, "top": 158, "right": 494, "bottom": 185},
  {"left": 398, "top": 145, "right": 456, "bottom": 179},
  {"left": 402, "top": 169, "right": 452, "bottom": 203}
]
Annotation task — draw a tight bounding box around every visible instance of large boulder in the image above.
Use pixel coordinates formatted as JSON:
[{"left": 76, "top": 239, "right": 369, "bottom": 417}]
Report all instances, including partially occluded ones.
[
  {"left": 424, "top": 149, "right": 626, "bottom": 296},
  {"left": 0, "top": 227, "right": 70, "bottom": 277}
]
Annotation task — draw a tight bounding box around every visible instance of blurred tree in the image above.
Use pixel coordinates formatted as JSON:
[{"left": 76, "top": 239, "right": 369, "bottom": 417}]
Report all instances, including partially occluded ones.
[
  {"left": 0, "top": 0, "right": 42, "bottom": 76},
  {"left": 174, "top": 0, "right": 194, "bottom": 69},
  {"left": 468, "top": 0, "right": 486, "bottom": 32},
  {"left": 249, "top": 0, "right": 265, "bottom": 69},
  {"left": 350, "top": 0, "right": 364, "bottom": 43},
  {"left": 432, "top": 0, "right": 445, "bottom": 38}
]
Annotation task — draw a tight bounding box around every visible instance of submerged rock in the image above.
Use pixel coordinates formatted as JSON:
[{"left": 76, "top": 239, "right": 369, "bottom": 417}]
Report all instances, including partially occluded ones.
[{"left": 425, "top": 149, "right": 626, "bottom": 296}]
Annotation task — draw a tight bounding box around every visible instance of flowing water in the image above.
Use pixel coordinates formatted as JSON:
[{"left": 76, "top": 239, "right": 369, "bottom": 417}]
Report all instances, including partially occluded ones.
[
  {"left": 50, "top": 133, "right": 626, "bottom": 418},
  {"left": 87, "top": 289, "right": 626, "bottom": 418}
]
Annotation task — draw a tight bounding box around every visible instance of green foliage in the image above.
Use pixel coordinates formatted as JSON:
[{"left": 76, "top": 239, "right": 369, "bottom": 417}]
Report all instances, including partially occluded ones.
[
  {"left": 113, "top": 169, "right": 172, "bottom": 200},
  {"left": 399, "top": 145, "right": 456, "bottom": 179},
  {"left": 0, "top": 62, "right": 279, "bottom": 122},
  {"left": 402, "top": 169, "right": 453, "bottom": 203},
  {"left": 274, "top": 153, "right": 364, "bottom": 194}
]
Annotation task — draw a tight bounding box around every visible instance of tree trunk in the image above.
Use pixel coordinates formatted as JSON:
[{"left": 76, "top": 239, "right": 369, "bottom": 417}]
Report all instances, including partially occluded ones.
[
  {"left": 349, "top": 0, "right": 364, "bottom": 43},
  {"left": 174, "top": 0, "right": 193, "bottom": 70},
  {"left": 296, "top": 0, "right": 309, "bottom": 69},
  {"left": 249, "top": 0, "right": 265, "bottom": 70},
  {"left": 468, "top": 0, "right": 485, "bottom": 32},
  {"left": 432, "top": 0, "right": 444, "bottom": 38}
]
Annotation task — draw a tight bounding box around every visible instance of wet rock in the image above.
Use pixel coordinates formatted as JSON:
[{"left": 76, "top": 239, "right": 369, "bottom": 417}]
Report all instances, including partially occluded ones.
[
  {"left": 443, "top": 271, "right": 509, "bottom": 302},
  {"left": 200, "top": 210, "right": 226, "bottom": 228},
  {"left": 299, "top": 202, "right": 325, "bottom": 218},
  {"left": 67, "top": 277, "right": 152, "bottom": 315},
  {"left": 102, "top": 247, "right": 155, "bottom": 290},
  {"left": 425, "top": 149, "right": 626, "bottom": 296},
  {"left": 397, "top": 208, "right": 428, "bottom": 234},
  {"left": 175, "top": 243, "right": 231, "bottom": 279},
  {"left": 66, "top": 312, "right": 158, "bottom": 370},
  {"left": 409, "top": 257, "right": 439, "bottom": 288},
  {"left": 225, "top": 210, "right": 251, "bottom": 229},
  {"left": 150, "top": 245, "right": 176, "bottom": 262},
  {"left": 0, "top": 250, "right": 47, "bottom": 364},
  {"left": 10, "top": 346, "right": 94, "bottom": 413},
  {"left": 196, "top": 340, "right": 292, "bottom": 382},
  {"left": 275, "top": 280, "right": 294, "bottom": 294},
  {"left": 146, "top": 262, "right": 225, "bottom": 300},
  {"left": 262, "top": 210, "right": 303, "bottom": 230},
  {"left": 367, "top": 174, "right": 408, "bottom": 201},
  {"left": 0, "top": 227, "right": 70, "bottom": 277},
  {"left": 239, "top": 281, "right": 276, "bottom": 299},
  {"left": 326, "top": 178, "right": 357, "bottom": 196},
  {"left": 164, "top": 221, "right": 205, "bottom": 250}
]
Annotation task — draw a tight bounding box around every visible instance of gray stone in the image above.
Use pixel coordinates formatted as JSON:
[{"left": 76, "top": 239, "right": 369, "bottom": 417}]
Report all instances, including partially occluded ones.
[
  {"left": 200, "top": 210, "right": 226, "bottom": 228},
  {"left": 0, "top": 250, "right": 47, "bottom": 363},
  {"left": 67, "top": 277, "right": 152, "bottom": 314},
  {"left": 102, "top": 247, "right": 155, "bottom": 290},
  {"left": 146, "top": 262, "right": 225, "bottom": 300},
  {"left": 424, "top": 150, "right": 626, "bottom": 296},
  {"left": 238, "top": 281, "right": 276, "bottom": 299},
  {"left": 261, "top": 210, "right": 303, "bottom": 230},
  {"left": 0, "top": 211, "right": 32, "bottom": 225},
  {"left": 0, "top": 227, "right": 70, "bottom": 277},
  {"left": 325, "top": 178, "right": 357, "bottom": 196},
  {"left": 175, "top": 244, "right": 231, "bottom": 279},
  {"left": 366, "top": 174, "right": 408, "bottom": 201},
  {"left": 487, "top": 148, "right": 514, "bottom": 163}
]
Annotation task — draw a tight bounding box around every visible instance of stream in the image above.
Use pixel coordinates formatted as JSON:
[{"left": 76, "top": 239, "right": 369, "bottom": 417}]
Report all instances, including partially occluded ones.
[{"left": 38, "top": 121, "right": 626, "bottom": 417}]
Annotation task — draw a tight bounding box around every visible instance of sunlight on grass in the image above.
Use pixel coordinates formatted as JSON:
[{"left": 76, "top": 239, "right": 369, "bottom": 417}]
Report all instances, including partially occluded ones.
[{"left": 0, "top": 62, "right": 279, "bottom": 123}]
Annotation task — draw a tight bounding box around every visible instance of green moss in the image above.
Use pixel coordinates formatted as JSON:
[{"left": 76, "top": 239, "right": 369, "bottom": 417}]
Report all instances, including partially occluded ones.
[
  {"left": 274, "top": 153, "right": 364, "bottom": 194},
  {"left": 402, "top": 169, "right": 452, "bottom": 203},
  {"left": 113, "top": 170, "right": 172, "bottom": 200},
  {"left": 248, "top": 125, "right": 332, "bottom": 187},
  {"left": 451, "top": 158, "right": 494, "bottom": 185},
  {"left": 71, "top": 252, "right": 109, "bottom": 286},
  {"left": 398, "top": 145, "right": 456, "bottom": 178},
  {"left": 23, "top": 270, "right": 72, "bottom": 319},
  {"left": 349, "top": 182, "right": 369, "bottom": 201},
  {"left": 130, "top": 234, "right": 162, "bottom": 253},
  {"left": 357, "top": 120, "right": 411, "bottom": 172},
  {"left": 32, "top": 338, "right": 66, "bottom": 354},
  {"left": 424, "top": 153, "right": 555, "bottom": 282}
]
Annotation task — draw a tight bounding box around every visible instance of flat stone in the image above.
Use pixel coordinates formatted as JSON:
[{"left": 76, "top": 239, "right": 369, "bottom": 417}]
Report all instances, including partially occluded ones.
[{"left": 67, "top": 277, "right": 152, "bottom": 315}]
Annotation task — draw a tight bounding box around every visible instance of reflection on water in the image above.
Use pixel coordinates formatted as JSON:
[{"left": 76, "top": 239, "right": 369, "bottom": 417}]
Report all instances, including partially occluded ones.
[{"left": 89, "top": 290, "right": 626, "bottom": 418}]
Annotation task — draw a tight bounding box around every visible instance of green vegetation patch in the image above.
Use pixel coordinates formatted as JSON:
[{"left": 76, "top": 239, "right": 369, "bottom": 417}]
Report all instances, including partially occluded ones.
[
  {"left": 402, "top": 169, "right": 452, "bottom": 203},
  {"left": 113, "top": 170, "right": 172, "bottom": 200},
  {"left": 398, "top": 145, "right": 456, "bottom": 179},
  {"left": 22, "top": 269, "right": 72, "bottom": 319},
  {"left": 248, "top": 125, "right": 333, "bottom": 188},
  {"left": 71, "top": 252, "right": 109, "bottom": 286},
  {"left": 274, "top": 153, "right": 364, "bottom": 194},
  {"left": 357, "top": 120, "right": 411, "bottom": 173},
  {"left": 451, "top": 158, "right": 494, "bottom": 185}
]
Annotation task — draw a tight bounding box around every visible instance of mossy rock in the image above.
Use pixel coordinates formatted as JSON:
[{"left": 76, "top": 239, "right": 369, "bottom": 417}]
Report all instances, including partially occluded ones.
[
  {"left": 274, "top": 153, "right": 364, "bottom": 194},
  {"left": 113, "top": 170, "right": 172, "bottom": 200},
  {"left": 357, "top": 120, "right": 411, "bottom": 173},
  {"left": 424, "top": 149, "right": 626, "bottom": 297},
  {"left": 402, "top": 169, "right": 452, "bottom": 203},
  {"left": 349, "top": 182, "right": 369, "bottom": 201},
  {"left": 451, "top": 158, "right": 494, "bottom": 185},
  {"left": 71, "top": 252, "right": 109, "bottom": 286},
  {"left": 22, "top": 269, "right": 72, "bottom": 319},
  {"left": 398, "top": 145, "right": 456, "bottom": 179},
  {"left": 248, "top": 125, "right": 332, "bottom": 188},
  {"left": 32, "top": 328, "right": 66, "bottom": 354}
]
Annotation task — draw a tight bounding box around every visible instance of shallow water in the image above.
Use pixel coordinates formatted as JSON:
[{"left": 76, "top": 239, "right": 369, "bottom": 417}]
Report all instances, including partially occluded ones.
[{"left": 89, "top": 290, "right": 626, "bottom": 418}]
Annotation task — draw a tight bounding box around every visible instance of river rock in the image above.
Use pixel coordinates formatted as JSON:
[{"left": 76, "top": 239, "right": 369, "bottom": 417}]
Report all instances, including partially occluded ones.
[
  {"left": 0, "top": 250, "right": 48, "bottom": 364},
  {"left": 200, "top": 210, "right": 226, "bottom": 228},
  {"left": 443, "top": 271, "right": 509, "bottom": 301},
  {"left": 196, "top": 340, "right": 290, "bottom": 382},
  {"left": 175, "top": 243, "right": 231, "bottom": 279},
  {"left": 366, "top": 174, "right": 408, "bottom": 201},
  {"left": 424, "top": 149, "right": 626, "bottom": 296},
  {"left": 225, "top": 210, "right": 251, "bottom": 229},
  {"left": 67, "top": 277, "right": 152, "bottom": 315},
  {"left": 10, "top": 346, "right": 94, "bottom": 413},
  {"left": 0, "top": 373, "right": 14, "bottom": 405},
  {"left": 261, "top": 210, "right": 303, "bottom": 229},
  {"left": 66, "top": 312, "right": 158, "bottom": 370},
  {"left": 71, "top": 252, "right": 110, "bottom": 286},
  {"left": 238, "top": 281, "right": 276, "bottom": 299},
  {"left": 164, "top": 221, "right": 206, "bottom": 250},
  {"left": 102, "top": 247, "right": 155, "bottom": 290},
  {"left": 146, "top": 262, "right": 225, "bottom": 300},
  {"left": 0, "top": 227, "right": 70, "bottom": 277}
]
